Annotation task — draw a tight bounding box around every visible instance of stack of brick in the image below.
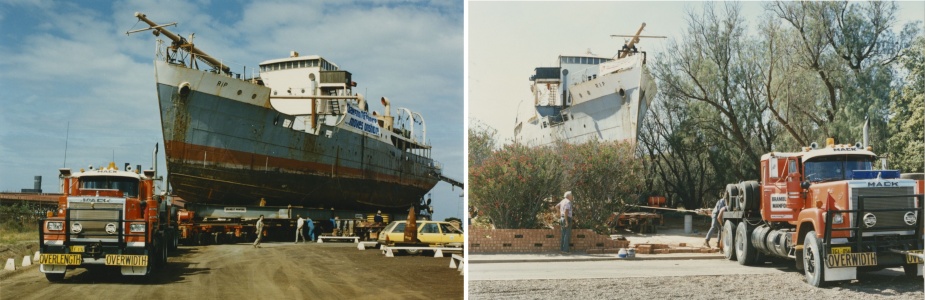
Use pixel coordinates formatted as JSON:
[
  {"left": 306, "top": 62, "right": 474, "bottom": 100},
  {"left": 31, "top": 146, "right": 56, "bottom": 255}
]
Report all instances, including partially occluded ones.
[{"left": 469, "top": 227, "right": 630, "bottom": 253}]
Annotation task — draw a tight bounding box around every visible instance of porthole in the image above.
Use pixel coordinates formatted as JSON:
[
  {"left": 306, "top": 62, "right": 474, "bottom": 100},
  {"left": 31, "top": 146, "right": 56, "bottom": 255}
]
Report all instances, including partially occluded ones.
[
  {"left": 237, "top": 90, "right": 242, "bottom": 95},
  {"left": 252, "top": 94, "right": 257, "bottom": 99}
]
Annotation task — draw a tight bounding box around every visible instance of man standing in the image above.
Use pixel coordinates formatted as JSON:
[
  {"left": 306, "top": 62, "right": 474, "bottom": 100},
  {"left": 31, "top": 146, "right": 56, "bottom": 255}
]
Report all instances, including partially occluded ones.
[
  {"left": 295, "top": 214, "right": 306, "bottom": 243},
  {"left": 705, "top": 197, "right": 727, "bottom": 248},
  {"left": 555, "top": 191, "right": 574, "bottom": 253},
  {"left": 253, "top": 215, "right": 265, "bottom": 248}
]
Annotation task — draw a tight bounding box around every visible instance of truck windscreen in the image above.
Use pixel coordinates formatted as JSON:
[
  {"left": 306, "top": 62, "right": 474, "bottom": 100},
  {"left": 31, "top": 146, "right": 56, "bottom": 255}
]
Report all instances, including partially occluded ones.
[
  {"left": 804, "top": 155, "right": 873, "bottom": 182},
  {"left": 80, "top": 176, "right": 140, "bottom": 198}
]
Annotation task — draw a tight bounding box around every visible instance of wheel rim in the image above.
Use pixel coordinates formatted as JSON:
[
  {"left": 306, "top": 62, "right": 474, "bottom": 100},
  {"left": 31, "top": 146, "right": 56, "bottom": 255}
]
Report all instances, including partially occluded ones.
[{"left": 806, "top": 243, "right": 816, "bottom": 274}]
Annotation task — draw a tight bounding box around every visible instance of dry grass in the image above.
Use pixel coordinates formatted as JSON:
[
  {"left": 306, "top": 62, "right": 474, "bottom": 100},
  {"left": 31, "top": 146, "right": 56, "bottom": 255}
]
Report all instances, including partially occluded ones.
[{"left": 0, "top": 228, "right": 36, "bottom": 245}]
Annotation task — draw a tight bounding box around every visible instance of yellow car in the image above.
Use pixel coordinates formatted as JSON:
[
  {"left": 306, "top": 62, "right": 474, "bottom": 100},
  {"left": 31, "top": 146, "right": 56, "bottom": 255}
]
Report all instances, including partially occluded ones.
[{"left": 378, "top": 220, "right": 464, "bottom": 251}]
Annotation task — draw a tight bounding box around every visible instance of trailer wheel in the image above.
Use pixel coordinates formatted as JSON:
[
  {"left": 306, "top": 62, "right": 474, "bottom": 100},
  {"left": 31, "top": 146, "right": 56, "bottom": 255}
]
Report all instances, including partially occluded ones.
[
  {"left": 405, "top": 249, "right": 421, "bottom": 255},
  {"left": 45, "top": 272, "right": 65, "bottom": 282},
  {"left": 803, "top": 231, "right": 826, "bottom": 287},
  {"left": 722, "top": 220, "right": 736, "bottom": 260},
  {"left": 735, "top": 221, "right": 758, "bottom": 266}
]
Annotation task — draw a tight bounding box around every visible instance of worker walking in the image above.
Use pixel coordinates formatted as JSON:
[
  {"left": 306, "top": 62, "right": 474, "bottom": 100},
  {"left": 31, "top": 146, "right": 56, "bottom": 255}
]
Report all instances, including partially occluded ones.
[
  {"left": 555, "top": 191, "right": 574, "bottom": 253},
  {"left": 295, "top": 214, "right": 306, "bottom": 243},
  {"left": 306, "top": 216, "right": 316, "bottom": 242},
  {"left": 253, "top": 215, "right": 265, "bottom": 248},
  {"left": 704, "top": 197, "right": 727, "bottom": 248}
]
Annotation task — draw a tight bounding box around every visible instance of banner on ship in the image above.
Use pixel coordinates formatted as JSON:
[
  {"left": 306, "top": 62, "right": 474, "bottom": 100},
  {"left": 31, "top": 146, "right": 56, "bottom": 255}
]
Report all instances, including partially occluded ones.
[{"left": 346, "top": 105, "right": 381, "bottom": 135}]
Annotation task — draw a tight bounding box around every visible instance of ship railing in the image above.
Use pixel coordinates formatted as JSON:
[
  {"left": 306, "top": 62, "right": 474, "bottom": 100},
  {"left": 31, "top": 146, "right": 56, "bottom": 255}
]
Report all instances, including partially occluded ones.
[{"left": 616, "top": 50, "right": 647, "bottom": 64}]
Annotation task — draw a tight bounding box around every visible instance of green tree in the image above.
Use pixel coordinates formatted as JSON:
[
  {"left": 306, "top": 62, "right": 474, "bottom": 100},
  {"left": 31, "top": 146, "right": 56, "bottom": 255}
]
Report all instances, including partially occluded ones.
[
  {"left": 559, "top": 140, "right": 645, "bottom": 234},
  {"left": 469, "top": 143, "right": 564, "bottom": 229},
  {"left": 468, "top": 120, "right": 498, "bottom": 169},
  {"left": 887, "top": 36, "right": 925, "bottom": 173}
]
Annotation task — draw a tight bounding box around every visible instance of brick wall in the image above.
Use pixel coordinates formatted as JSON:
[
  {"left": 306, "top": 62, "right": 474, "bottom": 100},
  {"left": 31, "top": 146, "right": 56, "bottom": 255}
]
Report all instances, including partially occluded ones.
[{"left": 469, "top": 227, "right": 629, "bottom": 254}]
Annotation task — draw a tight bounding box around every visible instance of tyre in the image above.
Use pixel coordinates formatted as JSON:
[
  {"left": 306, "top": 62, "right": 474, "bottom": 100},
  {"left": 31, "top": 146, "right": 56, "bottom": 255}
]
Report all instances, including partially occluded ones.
[
  {"left": 171, "top": 233, "right": 179, "bottom": 251},
  {"left": 404, "top": 249, "right": 421, "bottom": 255},
  {"left": 735, "top": 221, "right": 758, "bottom": 266},
  {"left": 45, "top": 272, "right": 65, "bottom": 282},
  {"left": 803, "top": 231, "right": 826, "bottom": 287},
  {"left": 740, "top": 181, "right": 760, "bottom": 211},
  {"left": 722, "top": 220, "right": 737, "bottom": 261},
  {"left": 725, "top": 184, "right": 740, "bottom": 211}
]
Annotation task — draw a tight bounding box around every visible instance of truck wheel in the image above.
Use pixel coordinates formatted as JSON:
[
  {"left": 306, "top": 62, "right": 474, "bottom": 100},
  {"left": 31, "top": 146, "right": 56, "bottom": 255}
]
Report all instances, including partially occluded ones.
[
  {"left": 171, "top": 234, "right": 179, "bottom": 251},
  {"left": 722, "top": 220, "right": 736, "bottom": 260},
  {"left": 45, "top": 272, "right": 65, "bottom": 282},
  {"left": 405, "top": 249, "right": 421, "bottom": 256},
  {"left": 159, "top": 242, "right": 169, "bottom": 268},
  {"left": 726, "top": 184, "right": 740, "bottom": 211},
  {"left": 735, "top": 221, "right": 757, "bottom": 266},
  {"left": 803, "top": 231, "right": 826, "bottom": 287}
]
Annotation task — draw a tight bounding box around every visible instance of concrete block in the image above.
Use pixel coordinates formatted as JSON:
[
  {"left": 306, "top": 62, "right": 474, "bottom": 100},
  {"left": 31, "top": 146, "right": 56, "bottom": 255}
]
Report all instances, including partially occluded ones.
[
  {"left": 4, "top": 258, "right": 15, "bottom": 271},
  {"left": 33, "top": 251, "right": 40, "bottom": 262},
  {"left": 22, "top": 256, "right": 32, "bottom": 267}
]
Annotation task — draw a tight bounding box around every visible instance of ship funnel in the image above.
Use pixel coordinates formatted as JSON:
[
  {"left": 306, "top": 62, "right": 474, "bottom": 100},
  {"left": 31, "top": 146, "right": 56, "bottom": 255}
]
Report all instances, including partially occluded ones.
[
  {"left": 380, "top": 97, "right": 394, "bottom": 131},
  {"left": 357, "top": 93, "right": 366, "bottom": 111}
]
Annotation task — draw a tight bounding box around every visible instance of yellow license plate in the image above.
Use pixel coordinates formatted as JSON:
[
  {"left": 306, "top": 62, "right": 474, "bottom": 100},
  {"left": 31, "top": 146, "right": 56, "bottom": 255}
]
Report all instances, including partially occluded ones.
[
  {"left": 105, "top": 254, "right": 148, "bottom": 267},
  {"left": 69, "top": 245, "right": 84, "bottom": 253},
  {"left": 826, "top": 252, "right": 878, "bottom": 268},
  {"left": 907, "top": 250, "right": 924, "bottom": 264},
  {"left": 831, "top": 247, "right": 851, "bottom": 254},
  {"left": 39, "top": 254, "right": 82, "bottom": 265}
]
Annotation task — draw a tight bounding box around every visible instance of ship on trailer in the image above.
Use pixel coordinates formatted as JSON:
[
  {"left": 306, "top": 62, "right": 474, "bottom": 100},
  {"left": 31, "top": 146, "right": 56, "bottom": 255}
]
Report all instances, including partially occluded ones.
[
  {"left": 514, "top": 23, "right": 660, "bottom": 146},
  {"left": 128, "top": 12, "right": 450, "bottom": 213}
]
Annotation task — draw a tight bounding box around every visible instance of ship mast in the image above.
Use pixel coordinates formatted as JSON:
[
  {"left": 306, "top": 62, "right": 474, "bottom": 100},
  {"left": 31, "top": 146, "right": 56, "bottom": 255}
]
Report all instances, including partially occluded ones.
[
  {"left": 612, "top": 22, "right": 666, "bottom": 59},
  {"left": 130, "top": 12, "right": 231, "bottom": 74}
]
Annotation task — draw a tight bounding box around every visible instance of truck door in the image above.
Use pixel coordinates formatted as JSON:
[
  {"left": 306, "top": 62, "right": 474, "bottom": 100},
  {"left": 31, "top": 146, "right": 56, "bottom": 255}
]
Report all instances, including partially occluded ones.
[{"left": 786, "top": 158, "right": 804, "bottom": 211}]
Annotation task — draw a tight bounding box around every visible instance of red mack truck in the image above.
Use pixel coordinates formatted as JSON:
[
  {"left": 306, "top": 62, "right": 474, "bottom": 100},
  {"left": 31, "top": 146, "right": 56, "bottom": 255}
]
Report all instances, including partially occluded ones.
[{"left": 720, "top": 138, "right": 924, "bottom": 286}]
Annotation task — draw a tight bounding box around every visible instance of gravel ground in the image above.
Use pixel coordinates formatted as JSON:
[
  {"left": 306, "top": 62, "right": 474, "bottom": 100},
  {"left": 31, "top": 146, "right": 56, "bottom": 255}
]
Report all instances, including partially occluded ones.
[{"left": 470, "top": 271, "right": 923, "bottom": 299}]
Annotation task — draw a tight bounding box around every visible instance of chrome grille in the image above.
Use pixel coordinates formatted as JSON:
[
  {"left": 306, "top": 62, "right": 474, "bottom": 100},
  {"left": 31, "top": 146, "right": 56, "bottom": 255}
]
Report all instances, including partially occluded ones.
[
  {"left": 850, "top": 186, "right": 916, "bottom": 234},
  {"left": 68, "top": 203, "right": 123, "bottom": 236}
]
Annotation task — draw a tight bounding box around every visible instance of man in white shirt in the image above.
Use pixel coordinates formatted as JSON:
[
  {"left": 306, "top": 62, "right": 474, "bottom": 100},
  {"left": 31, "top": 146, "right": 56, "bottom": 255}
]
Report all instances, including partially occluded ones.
[
  {"left": 253, "top": 215, "right": 265, "bottom": 248},
  {"left": 295, "top": 215, "right": 306, "bottom": 243},
  {"left": 555, "top": 191, "right": 574, "bottom": 253}
]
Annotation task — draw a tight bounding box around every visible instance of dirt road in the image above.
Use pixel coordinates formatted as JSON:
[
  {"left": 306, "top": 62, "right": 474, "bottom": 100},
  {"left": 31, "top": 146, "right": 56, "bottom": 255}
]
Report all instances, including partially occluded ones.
[{"left": 1, "top": 242, "right": 462, "bottom": 299}]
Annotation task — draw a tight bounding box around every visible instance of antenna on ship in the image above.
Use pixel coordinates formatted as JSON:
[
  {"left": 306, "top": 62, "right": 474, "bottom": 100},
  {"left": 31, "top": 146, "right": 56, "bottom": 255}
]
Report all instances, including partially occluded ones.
[{"left": 610, "top": 22, "right": 666, "bottom": 59}]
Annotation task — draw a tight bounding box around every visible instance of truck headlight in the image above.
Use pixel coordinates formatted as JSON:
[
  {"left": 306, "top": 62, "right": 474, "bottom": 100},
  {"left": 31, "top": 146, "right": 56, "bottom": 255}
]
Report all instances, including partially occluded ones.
[
  {"left": 71, "top": 222, "right": 82, "bottom": 234},
  {"left": 105, "top": 223, "right": 118, "bottom": 234},
  {"left": 130, "top": 223, "right": 146, "bottom": 233},
  {"left": 46, "top": 221, "right": 63, "bottom": 231},
  {"left": 832, "top": 213, "right": 844, "bottom": 225}
]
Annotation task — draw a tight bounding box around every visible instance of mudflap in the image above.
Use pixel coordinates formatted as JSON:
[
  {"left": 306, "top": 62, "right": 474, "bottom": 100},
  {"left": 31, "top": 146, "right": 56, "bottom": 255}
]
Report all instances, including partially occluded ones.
[
  {"left": 823, "top": 265, "right": 856, "bottom": 282},
  {"left": 40, "top": 264, "right": 66, "bottom": 274}
]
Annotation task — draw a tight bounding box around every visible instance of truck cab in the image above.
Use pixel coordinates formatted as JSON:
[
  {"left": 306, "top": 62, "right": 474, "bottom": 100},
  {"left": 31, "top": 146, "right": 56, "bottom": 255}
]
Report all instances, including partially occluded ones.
[
  {"left": 38, "top": 162, "right": 172, "bottom": 281},
  {"left": 722, "top": 138, "right": 923, "bottom": 287}
]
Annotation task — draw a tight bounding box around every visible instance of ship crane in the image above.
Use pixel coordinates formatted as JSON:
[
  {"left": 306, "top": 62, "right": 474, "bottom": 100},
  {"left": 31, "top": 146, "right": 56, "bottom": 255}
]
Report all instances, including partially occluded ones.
[
  {"left": 127, "top": 12, "right": 231, "bottom": 75},
  {"left": 610, "top": 22, "right": 666, "bottom": 58}
]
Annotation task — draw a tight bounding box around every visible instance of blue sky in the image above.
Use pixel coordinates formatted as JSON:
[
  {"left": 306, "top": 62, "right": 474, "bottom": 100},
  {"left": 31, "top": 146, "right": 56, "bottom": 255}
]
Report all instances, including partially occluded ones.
[
  {"left": 469, "top": 1, "right": 925, "bottom": 143},
  {"left": 0, "top": 0, "right": 465, "bottom": 220}
]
